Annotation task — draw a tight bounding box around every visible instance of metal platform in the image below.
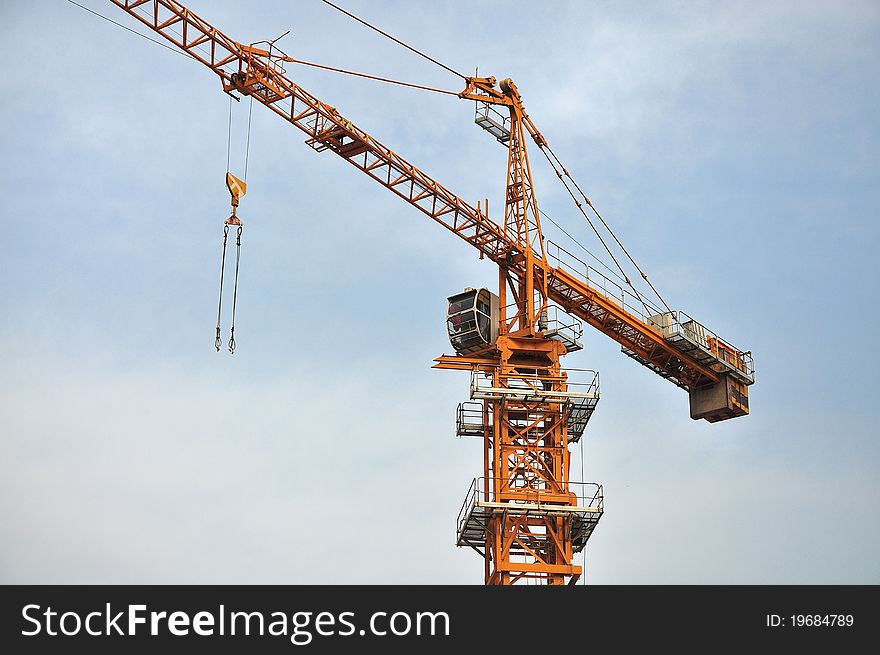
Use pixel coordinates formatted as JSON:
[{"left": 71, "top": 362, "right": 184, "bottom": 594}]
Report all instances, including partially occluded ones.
[
  {"left": 457, "top": 369, "right": 600, "bottom": 442},
  {"left": 646, "top": 311, "right": 755, "bottom": 384},
  {"left": 470, "top": 369, "right": 599, "bottom": 405},
  {"left": 565, "top": 394, "right": 598, "bottom": 443},
  {"left": 456, "top": 477, "right": 604, "bottom": 553},
  {"left": 622, "top": 347, "right": 689, "bottom": 389},
  {"left": 545, "top": 241, "right": 755, "bottom": 386},
  {"left": 456, "top": 401, "right": 488, "bottom": 438},
  {"left": 541, "top": 305, "right": 584, "bottom": 353},
  {"left": 474, "top": 101, "right": 510, "bottom": 144},
  {"left": 305, "top": 125, "right": 370, "bottom": 158}
]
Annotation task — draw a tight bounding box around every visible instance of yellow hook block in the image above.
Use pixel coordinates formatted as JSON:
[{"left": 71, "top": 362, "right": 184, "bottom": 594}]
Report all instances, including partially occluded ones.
[
  {"left": 226, "top": 172, "right": 247, "bottom": 207},
  {"left": 225, "top": 172, "right": 247, "bottom": 225}
]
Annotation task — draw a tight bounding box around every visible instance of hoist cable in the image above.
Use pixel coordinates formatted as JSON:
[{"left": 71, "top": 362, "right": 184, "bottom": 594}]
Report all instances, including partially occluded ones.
[
  {"left": 228, "top": 226, "right": 243, "bottom": 354},
  {"left": 282, "top": 56, "right": 459, "bottom": 96},
  {"left": 225, "top": 96, "right": 233, "bottom": 174},
  {"left": 215, "top": 225, "right": 230, "bottom": 351},
  {"left": 221, "top": 94, "right": 248, "bottom": 354},
  {"left": 243, "top": 97, "right": 254, "bottom": 182},
  {"left": 319, "top": 0, "right": 467, "bottom": 79}
]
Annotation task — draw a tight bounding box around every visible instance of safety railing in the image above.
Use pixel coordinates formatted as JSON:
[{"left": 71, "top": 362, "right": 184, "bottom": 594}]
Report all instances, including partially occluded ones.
[
  {"left": 545, "top": 240, "right": 662, "bottom": 323},
  {"left": 456, "top": 401, "right": 488, "bottom": 438},
  {"left": 563, "top": 368, "right": 601, "bottom": 442},
  {"left": 545, "top": 240, "right": 754, "bottom": 381},
  {"left": 474, "top": 101, "right": 511, "bottom": 144},
  {"left": 456, "top": 476, "right": 604, "bottom": 544},
  {"left": 457, "top": 371, "right": 599, "bottom": 441},
  {"left": 660, "top": 309, "right": 755, "bottom": 381},
  {"left": 541, "top": 305, "right": 584, "bottom": 351},
  {"left": 498, "top": 301, "right": 583, "bottom": 347},
  {"left": 470, "top": 368, "right": 599, "bottom": 404}
]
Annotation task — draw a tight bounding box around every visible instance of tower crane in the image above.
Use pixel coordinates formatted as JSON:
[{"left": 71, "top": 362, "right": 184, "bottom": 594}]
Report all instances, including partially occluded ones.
[{"left": 106, "top": 0, "right": 755, "bottom": 585}]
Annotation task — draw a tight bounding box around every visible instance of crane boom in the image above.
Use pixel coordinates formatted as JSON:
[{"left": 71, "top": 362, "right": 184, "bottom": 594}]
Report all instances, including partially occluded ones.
[
  {"left": 109, "top": 0, "right": 510, "bottom": 261},
  {"left": 109, "top": 0, "right": 753, "bottom": 421}
]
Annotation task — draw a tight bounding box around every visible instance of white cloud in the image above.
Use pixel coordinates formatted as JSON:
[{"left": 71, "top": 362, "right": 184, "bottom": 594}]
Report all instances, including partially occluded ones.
[{"left": 1, "top": 0, "right": 877, "bottom": 585}]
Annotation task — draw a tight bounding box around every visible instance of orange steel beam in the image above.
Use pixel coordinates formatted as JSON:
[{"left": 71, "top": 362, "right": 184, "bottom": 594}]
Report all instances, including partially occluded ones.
[
  {"left": 109, "top": 0, "right": 511, "bottom": 263},
  {"left": 109, "top": 0, "right": 732, "bottom": 393},
  {"left": 547, "top": 266, "right": 720, "bottom": 388},
  {"left": 484, "top": 335, "right": 579, "bottom": 585}
]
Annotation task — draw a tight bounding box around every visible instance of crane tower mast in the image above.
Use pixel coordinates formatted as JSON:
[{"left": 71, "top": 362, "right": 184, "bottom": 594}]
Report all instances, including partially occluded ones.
[{"left": 108, "top": 0, "right": 755, "bottom": 585}]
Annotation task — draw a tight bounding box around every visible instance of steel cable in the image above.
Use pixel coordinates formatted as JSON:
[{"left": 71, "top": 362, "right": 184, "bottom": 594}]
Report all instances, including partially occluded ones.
[{"left": 320, "top": 0, "right": 467, "bottom": 79}]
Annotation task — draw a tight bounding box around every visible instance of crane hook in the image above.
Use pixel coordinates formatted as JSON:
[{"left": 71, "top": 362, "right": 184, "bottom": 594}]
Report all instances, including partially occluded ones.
[
  {"left": 215, "top": 174, "right": 247, "bottom": 354},
  {"left": 225, "top": 172, "right": 246, "bottom": 225}
]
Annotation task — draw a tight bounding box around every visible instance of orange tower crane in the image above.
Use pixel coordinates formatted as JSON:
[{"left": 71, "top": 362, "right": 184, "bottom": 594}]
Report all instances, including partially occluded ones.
[{"left": 109, "top": 0, "right": 755, "bottom": 585}]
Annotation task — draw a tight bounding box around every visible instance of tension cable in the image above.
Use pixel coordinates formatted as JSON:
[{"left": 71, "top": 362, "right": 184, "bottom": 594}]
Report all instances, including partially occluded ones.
[{"left": 320, "top": 0, "right": 466, "bottom": 79}]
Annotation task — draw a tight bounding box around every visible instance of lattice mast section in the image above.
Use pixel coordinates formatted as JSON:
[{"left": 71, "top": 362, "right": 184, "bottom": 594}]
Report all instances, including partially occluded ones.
[
  {"left": 487, "top": 338, "right": 580, "bottom": 585},
  {"left": 456, "top": 77, "right": 587, "bottom": 584}
]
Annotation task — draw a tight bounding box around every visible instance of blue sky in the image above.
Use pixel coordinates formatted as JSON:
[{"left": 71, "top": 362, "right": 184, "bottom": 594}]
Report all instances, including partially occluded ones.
[{"left": 1, "top": 0, "right": 878, "bottom": 583}]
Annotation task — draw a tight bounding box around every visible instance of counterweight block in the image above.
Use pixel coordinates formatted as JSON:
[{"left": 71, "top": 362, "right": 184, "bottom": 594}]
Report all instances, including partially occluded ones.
[{"left": 689, "top": 375, "right": 749, "bottom": 422}]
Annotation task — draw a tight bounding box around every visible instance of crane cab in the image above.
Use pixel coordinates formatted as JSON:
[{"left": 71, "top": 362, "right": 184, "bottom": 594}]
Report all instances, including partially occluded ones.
[{"left": 447, "top": 288, "right": 499, "bottom": 355}]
